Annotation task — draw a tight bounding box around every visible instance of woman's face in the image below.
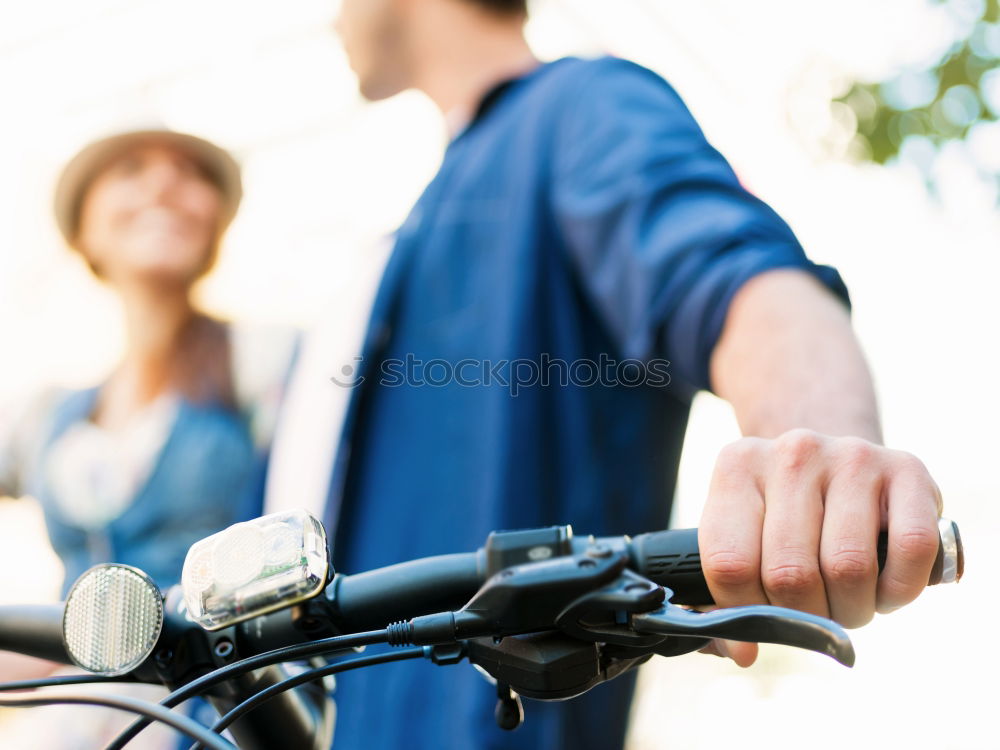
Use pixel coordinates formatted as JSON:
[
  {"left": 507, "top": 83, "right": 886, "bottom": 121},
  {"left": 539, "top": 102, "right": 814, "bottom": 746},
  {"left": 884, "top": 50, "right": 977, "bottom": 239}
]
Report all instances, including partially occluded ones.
[{"left": 75, "top": 143, "right": 223, "bottom": 287}]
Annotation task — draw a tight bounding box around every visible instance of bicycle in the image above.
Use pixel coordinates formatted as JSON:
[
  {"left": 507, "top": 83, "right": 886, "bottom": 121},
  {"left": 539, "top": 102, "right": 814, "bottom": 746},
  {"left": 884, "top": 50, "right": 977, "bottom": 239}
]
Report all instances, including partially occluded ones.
[{"left": 0, "top": 510, "right": 963, "bottom": 750}]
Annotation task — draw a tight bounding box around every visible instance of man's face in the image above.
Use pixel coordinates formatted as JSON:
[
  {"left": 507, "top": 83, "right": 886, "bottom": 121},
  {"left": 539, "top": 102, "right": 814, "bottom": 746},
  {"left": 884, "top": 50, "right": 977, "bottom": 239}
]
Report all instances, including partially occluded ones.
[{"left": 334, "top": 0, "right": 412, "bottom": 101}]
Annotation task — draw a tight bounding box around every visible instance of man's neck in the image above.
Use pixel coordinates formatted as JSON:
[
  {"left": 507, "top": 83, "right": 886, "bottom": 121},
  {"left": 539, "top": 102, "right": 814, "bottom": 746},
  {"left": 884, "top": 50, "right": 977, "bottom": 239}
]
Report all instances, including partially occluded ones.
[{"left": 408, "top": 10, "right": 538, "bottom": 135}]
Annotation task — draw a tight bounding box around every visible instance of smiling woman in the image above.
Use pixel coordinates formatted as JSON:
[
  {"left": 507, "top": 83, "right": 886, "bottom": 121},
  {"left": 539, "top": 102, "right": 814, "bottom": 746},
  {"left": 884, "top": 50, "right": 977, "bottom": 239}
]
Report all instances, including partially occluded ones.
[
  {"left": 51, "top": 131, "right": 245, "bottom": 420},
  {"left": 54, "top": 131, "right": 241, "bottom": 287},
  {"left": 0, "top": 129, "right": 299, "bottom": 748}
]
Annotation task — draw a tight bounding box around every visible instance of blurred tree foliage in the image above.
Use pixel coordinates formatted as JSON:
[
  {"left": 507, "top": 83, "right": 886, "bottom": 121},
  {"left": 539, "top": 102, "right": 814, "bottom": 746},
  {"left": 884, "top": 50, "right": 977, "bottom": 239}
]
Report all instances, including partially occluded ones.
[{"left": 834, "top": 0, "right": 999, "bottom": 184}]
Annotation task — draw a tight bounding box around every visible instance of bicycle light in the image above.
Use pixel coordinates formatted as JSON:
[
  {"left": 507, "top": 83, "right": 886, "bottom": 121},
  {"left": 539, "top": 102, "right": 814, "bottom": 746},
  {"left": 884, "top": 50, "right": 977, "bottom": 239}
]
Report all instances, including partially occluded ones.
[
  {"left": 62, "top": 564, "right": 164, "bottom": 676},
  {"left": 182, "top": 509, "right": 329, "bottom": 631}
]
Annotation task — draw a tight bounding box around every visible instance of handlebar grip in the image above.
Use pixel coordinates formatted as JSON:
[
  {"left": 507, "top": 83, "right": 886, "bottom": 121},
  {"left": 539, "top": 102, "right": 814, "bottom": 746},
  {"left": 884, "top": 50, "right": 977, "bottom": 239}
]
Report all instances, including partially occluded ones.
[{"left": 629, "top": 518, "right": 963, "bottom": 607}]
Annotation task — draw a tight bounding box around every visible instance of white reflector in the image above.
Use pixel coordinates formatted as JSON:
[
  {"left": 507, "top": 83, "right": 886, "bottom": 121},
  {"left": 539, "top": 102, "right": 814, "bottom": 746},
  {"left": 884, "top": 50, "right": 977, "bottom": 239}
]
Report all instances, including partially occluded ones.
[{"left": 62, "top": 564, "right": 163, "bottom": 676}]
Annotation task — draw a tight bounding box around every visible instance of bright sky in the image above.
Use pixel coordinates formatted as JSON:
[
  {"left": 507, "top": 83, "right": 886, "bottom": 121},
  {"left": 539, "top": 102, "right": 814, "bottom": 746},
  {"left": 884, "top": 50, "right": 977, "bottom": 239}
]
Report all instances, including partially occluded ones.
[{"left": 0, "top": 1, "right": 997, "bottom": 748}]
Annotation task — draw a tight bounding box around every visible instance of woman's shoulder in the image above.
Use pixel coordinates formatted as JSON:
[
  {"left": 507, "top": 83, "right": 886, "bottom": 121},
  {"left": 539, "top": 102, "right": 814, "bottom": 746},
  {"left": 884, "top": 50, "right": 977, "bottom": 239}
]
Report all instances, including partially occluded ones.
[
  {"left": 228, "top": 321, "right": 301, "bottom": 401},
  {"left": 229, "top": 321, "right": 300, "bottom": 363},
  {"left": 2, "top": 385, "right": 86, "bottom": 436},
  {"left": 0, "top": 385, "right": 88, "bottom": 497},
  {"left": 226, "top": 321, "right": 302, "bottom": 451}
]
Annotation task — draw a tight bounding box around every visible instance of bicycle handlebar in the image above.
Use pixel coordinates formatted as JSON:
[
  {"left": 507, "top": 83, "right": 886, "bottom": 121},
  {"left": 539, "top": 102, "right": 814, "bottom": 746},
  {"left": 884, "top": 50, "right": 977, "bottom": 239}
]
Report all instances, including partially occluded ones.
[
  {"left": 0, "top": 516, "right": 963, "bottom": 748},
  {"left": 332, "top": 552, "right": 485, "bottom": 632},
  {"left": 328, "top": 519, "right": 963, "bottom": 632},
  {"left": 0, "top": 604, "right": 68, "bottom": 664},
  {"left": 0, "top": 519, "right": 963, "bottom": 670}
]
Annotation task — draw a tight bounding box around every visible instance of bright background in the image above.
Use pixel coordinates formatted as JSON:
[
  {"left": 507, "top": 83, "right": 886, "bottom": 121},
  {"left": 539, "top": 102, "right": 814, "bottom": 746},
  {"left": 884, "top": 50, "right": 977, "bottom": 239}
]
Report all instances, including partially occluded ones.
[{"left": 0, "top": 1, "right": 996, "bottom": 748}]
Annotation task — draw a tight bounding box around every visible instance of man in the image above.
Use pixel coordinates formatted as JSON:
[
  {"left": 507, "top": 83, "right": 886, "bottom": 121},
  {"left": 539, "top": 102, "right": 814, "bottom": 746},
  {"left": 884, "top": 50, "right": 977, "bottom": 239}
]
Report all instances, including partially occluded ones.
[{"left": 272, "top": 1, "right": 944, "bottom": 747}]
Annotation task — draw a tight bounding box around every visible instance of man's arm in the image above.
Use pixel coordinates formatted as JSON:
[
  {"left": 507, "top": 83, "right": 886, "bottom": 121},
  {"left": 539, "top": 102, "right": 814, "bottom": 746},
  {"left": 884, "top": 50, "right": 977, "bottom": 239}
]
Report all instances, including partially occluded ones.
[
  {"left": 544, "top": 60, "right": 940, "bottom": 655},
  {"left": 710, "top": 269, "right": 881, "bottom": 442},
  {"left": 701, "top": 269, "right": 942, "bottom": 665}
]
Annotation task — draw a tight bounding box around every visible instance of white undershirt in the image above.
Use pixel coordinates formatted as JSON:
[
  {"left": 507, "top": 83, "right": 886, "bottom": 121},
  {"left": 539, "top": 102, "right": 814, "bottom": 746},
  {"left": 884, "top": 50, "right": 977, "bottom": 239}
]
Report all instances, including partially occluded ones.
[
  {"left": 46, "top": 393, "right": 179, "bottom": 529},
  {"left": 263, "top": 240, "right": 392, "bottom": 520}
]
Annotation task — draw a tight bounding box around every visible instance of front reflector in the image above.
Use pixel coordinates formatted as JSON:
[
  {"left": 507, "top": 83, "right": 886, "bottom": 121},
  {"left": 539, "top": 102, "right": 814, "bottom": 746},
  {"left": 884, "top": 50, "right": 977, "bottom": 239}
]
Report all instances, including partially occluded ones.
[
  {"left": 182, "top": 509, "right": 329, "bottom": 631},
  {"left": 62, "top": 564, "right": 163, "bottom": 676}
]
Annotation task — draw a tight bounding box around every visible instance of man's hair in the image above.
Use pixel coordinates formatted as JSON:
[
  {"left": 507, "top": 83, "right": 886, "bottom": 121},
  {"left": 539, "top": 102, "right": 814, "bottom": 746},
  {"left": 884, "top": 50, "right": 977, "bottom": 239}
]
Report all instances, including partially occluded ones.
[{"left": 465, "top": 0, "right": 528, "bottom": 16}]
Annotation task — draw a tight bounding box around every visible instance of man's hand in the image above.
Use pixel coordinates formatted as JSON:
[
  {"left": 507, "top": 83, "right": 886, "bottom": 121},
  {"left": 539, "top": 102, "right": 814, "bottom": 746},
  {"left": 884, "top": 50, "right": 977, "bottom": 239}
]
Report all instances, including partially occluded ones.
[{"left": 698, "top": 428, "right": 942, "bottom": 667}]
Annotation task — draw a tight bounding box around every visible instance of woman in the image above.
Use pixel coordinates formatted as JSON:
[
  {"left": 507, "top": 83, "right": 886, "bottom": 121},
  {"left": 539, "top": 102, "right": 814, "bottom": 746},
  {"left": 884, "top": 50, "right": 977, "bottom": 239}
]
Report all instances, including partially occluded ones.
[{"left": 0, "top": 129, "right": 297, "bottom": 745}]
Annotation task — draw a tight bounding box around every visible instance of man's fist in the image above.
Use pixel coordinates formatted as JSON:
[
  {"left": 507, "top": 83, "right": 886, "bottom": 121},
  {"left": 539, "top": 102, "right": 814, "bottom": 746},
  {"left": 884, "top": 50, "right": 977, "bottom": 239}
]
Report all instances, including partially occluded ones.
[{"left": 698, "top": 429, "right": 942, "bottom": 666}]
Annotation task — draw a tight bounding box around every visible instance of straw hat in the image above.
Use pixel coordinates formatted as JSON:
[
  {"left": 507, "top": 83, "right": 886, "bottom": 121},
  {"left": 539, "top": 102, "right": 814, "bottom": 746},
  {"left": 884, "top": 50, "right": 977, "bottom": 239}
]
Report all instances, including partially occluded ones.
[{"left": 53, "top": 129, "right": 243, "bottom": 245}]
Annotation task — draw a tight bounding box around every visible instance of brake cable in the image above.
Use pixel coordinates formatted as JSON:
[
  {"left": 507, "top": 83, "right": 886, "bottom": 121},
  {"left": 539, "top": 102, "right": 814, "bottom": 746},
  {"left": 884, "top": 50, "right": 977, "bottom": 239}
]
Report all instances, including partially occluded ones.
[
  {"left": 104, "top": 629, "right": 391, "bottom": 750},
  {"left": 188, "top": 647, "right": 430, "bottom": 750},
  {"left": 0, "top": 673, "right": 131, "bottom": 691},
  {"left": 0, "top": 690, "right": 236, "bottom": 750}
]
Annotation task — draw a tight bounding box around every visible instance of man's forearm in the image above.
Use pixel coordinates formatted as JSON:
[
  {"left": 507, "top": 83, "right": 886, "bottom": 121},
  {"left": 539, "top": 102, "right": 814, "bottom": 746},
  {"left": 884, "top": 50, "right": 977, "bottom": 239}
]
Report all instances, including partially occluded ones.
[{"left": 709, "top": 268, "right": 882, "bottom": 443}]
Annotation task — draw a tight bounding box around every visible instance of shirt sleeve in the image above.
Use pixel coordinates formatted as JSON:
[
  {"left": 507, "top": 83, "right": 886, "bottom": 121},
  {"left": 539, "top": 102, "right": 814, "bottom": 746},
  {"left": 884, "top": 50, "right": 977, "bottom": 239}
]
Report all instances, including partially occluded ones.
[
  {"left": 0, "top": 397, "right": 31, "bottom": 498},
  {"left": 551, "top": 58, "right": 850, "bottom": 396},
  {"left": 0, "top": 389, "right": 61, "bottom": 499}
]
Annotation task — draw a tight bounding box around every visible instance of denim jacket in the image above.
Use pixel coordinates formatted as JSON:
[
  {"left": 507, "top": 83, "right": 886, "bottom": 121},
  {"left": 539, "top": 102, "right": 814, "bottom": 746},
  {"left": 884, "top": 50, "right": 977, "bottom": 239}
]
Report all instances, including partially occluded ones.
[{"left": 29, "top": 387, "right": 263, "bottom": 595}]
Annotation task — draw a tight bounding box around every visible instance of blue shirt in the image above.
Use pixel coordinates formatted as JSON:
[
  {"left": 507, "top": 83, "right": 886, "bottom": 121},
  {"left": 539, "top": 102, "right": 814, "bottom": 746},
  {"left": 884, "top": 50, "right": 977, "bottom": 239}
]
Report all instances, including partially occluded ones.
[
  {"left": 327, "top": 57, "right": 849, "bottom": 750},
  {"left": 31, "top": 388, "right": 264, "bottom": 595}
]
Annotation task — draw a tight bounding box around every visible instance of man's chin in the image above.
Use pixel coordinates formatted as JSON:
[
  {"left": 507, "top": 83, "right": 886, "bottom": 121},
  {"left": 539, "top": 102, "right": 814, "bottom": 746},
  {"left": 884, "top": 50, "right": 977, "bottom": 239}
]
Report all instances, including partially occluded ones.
[{"left": 357, "top": 75, "right": 407, "bottom": 102}]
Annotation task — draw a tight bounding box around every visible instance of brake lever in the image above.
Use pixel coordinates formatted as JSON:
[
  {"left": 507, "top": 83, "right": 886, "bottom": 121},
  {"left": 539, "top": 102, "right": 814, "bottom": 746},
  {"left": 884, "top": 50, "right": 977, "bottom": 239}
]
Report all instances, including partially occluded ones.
[{"left": 630, "top": 602, "right": 855, "bottom": 667}]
